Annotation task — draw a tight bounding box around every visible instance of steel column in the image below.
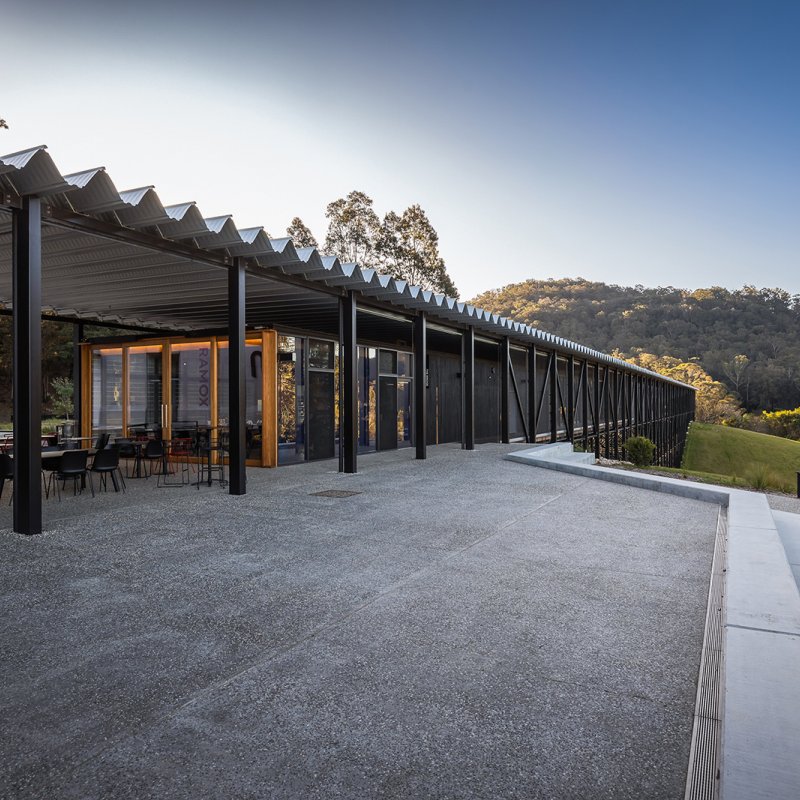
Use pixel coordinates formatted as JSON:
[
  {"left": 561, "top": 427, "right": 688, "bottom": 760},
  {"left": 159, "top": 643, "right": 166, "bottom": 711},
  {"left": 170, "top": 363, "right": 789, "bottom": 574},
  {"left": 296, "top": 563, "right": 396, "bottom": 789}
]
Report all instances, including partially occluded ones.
[
  {"left": 12, "top": 197, "right": 43, "bottom": 535},
  {"left": 227, "top": 256, "right": 246, "bottom": 495},
  {"left": 593, "top": 362, "right": 600, "bottom": 459},
  {"left": 501, "top": 337, "right": 510, "bottom": 444},
  {"left": 414, "top": 312, "right": 427, "bottom": 460},
  {"left": 340, "top": 292, "right": 357, "bottom": 473},
  {"left": 549, "top": 353, "right": 557, "bottom": 443},
  {"left": 72, "top": 322, "right": 84, "bottom": 437},
  {"left": 463, "top": 326, "right": 475, "bottom": 450},
  {"left": 581, "top": 361, "right": 589, "bottom": 450},
  {"left": 612, "top": 370, "right": 619, "bottom": 458},
  {"left": 603, "top": 366, "right": 610, "bottom": 458},
  {"left": 566, "top": 355, "right": 574, "bottom": 442}
]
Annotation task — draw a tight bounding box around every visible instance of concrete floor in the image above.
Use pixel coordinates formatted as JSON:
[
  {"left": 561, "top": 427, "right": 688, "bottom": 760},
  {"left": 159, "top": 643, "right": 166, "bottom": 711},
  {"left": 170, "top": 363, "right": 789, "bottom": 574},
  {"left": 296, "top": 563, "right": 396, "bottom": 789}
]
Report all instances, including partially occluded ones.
[{"left": 0, "top": 444, "right": 718, "bottom": 799}]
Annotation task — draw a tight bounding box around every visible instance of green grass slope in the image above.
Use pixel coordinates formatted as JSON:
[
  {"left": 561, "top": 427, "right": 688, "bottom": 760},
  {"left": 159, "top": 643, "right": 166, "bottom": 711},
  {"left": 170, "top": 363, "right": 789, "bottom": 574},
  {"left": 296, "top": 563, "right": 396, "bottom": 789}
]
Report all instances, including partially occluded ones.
[{"left": 681, "top": 422, "right": 800, "bottom": 493}]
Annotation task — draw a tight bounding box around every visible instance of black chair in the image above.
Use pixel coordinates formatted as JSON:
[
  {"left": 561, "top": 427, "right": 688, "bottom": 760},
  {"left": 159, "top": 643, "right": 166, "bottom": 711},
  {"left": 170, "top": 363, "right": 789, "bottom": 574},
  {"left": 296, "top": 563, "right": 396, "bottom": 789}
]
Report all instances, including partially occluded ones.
[
  {"left": 115, "top": 438, "right": 137, "bottom": 477},
  {"left": 195, "top": 432, "right": 227, "bottom": 488},
  {"left": 0, "top": 452, "right": 13, "bottom": 504},
  {"left": 41, "top": 446, "right": 62, "bottom": 499},
  {"left": 93, "top": 432, "right": 111, "bottom": 451},
  {"left": 53, "top": 449, "right": 93, "bottom": 500},
  {"left": 143, "top": 438, "right": 166, "bottom": 478},
  {"left": 90, "top": 447, "right": 126, "bottom": 493}
]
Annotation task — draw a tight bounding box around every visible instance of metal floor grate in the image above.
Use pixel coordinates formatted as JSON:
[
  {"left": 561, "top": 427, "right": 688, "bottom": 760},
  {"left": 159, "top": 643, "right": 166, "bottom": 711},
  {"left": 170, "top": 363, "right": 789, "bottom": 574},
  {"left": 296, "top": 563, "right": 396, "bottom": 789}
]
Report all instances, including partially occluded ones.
[
  {"left": 310, "top": 489, "right": 363, "bottom": 498},
  {"left": 685, "top": 508, "right": 727, "bottom": 800}
]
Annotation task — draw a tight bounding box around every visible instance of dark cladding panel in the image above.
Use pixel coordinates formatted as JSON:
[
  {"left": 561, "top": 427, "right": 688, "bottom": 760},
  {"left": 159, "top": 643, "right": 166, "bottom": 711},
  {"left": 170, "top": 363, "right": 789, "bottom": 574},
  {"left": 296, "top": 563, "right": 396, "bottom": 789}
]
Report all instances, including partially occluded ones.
[
  {"left": 307, "top": 371, "right": 335, "bottom": 460},
  {"left": 426, "top": 352, "right": 462, "bottom": 445},
  {"left": 475, "top": 353, "right": 500, "bottom": 443}
]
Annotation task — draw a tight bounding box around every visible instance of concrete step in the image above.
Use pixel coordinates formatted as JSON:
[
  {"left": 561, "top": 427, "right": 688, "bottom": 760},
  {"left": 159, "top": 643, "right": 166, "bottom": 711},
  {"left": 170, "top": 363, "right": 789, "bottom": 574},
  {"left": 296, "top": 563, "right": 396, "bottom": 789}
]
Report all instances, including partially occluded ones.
[
  {"left": 529, "top": 443, "right": 594, "bottom": 464},
  {"left": 773, "top": 509, "right": 800, "bottom": 592}
]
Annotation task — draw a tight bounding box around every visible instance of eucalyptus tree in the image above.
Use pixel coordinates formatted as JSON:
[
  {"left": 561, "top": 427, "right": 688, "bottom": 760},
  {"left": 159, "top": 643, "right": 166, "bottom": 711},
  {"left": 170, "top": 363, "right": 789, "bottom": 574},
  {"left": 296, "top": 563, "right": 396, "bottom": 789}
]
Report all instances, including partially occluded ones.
[
  {"left": 323, "top": 191, "right": 381, "bottom": 268},
  {"left": 286, "top": 216, "right": 318, "bottom": 248}
]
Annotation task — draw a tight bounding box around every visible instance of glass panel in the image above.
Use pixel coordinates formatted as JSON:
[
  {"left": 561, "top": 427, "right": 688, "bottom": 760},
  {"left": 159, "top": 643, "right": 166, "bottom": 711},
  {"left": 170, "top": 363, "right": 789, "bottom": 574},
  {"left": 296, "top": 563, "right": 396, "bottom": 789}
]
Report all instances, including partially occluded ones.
[
  {"left": 217, "top": 339, "right": 263, "bottom": 462},
  {"left": 379, "top": 349, "right": 397, "bottom": 375},
  {"left": 91, "top": 348, "right": 123, "bottom": 437},
  {"left": 170, "top": 342, "right": 212, "bottom": 433},
  {"left": 397, "top": 352, "right": 412, "bottom": 377},
  {"left": 278, "top": 336, "right": 305, "bottom": 464},
  {"left": 127, "top": 345, "right": 162, "bottom": 438},
  {"left": 308, "top": 339, "right": 334, "bottom": 370},
  {"left": 397, "top": 378, "right": 412, "bottom": 447},
  {"left": 357, "top": 346, "right": 377, "bottom": 452}
]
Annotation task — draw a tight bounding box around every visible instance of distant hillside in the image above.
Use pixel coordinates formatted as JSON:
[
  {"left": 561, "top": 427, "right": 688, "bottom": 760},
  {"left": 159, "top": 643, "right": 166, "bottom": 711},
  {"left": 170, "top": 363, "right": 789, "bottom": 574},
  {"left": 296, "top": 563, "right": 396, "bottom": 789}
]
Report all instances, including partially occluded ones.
[{"left": 470, "top": 279, "right": 800, "bottom": 412}]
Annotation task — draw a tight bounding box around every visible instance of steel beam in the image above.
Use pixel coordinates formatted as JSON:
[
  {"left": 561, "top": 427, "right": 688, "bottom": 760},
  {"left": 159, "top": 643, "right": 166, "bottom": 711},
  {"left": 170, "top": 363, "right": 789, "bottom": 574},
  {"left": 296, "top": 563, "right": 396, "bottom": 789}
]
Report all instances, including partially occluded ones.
[
  {"left": 227, "top": 256, "right": 246, "bottom": 495},
  {"left": 463, "top": 326, "right": 475, "bottom": 450},
  {"left": 12, "top": 197, "right": 42, "bottom": 535},
  {"left": 414, "top": 312, "right": 427, "bottom": 459},
  {"left": 501, "top": 337, "right": 510, "bottom": 443},
  {"left": 340, "top": 292, "right": 358, "bottom": 473}
]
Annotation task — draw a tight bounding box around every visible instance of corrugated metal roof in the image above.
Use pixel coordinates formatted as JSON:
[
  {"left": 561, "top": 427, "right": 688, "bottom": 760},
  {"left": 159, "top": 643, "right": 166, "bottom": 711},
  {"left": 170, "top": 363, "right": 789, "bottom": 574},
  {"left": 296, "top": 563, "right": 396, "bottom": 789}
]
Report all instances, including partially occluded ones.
[{"left": 0, "top": 144, "right": 692, "bottom": 388}]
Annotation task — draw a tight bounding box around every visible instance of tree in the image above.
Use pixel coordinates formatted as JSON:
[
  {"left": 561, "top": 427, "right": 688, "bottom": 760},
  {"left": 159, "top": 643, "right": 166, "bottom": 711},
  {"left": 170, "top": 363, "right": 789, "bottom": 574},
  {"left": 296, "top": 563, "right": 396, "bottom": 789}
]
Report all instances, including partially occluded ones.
[
  {"left": 286, "top": 217, "right": 318, "bottom": 249},
  {"left": 721, "top": 354, "right": 750, "bottom": 402},
  {"left": 622, "top": 352, "right": 743, "bottom": 424},
  {"left": 377, "top": 204, "right": 458, "bottom": 296},
  {"left": 323, "top": 191, "right": 381, "bottom": 268},
  {"left": 49, "top": 377, "right": 74, "bottom": 420}
]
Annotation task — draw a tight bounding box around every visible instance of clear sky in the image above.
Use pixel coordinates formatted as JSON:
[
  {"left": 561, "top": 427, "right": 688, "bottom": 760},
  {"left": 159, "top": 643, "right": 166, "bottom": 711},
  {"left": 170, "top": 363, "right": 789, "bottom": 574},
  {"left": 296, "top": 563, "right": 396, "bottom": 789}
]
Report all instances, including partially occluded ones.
[{"left": 2, "top": 0, "right": 798, "bottom": 299}]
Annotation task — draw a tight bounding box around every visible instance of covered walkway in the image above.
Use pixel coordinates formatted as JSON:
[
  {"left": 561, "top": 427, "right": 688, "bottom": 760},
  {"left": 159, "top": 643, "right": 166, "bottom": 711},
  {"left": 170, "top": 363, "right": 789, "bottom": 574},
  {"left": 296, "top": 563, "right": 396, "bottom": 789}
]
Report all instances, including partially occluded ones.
[
  {"left": 0, "top": 445, "right": 717, "bottom": 799},
  {"left": 1, "top": 145, "right": 695, "bottom": 535}
]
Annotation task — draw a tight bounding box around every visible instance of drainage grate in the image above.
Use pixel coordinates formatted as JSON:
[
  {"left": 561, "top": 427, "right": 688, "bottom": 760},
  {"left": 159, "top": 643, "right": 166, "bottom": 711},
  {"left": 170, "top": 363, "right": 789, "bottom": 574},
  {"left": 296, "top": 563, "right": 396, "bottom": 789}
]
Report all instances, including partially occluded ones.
[
  {"left": 310, "top": 489, "right": 363, "bottom": 498},
  {"left": 684, "top": 508, "right": 727, "bottom": 800}
]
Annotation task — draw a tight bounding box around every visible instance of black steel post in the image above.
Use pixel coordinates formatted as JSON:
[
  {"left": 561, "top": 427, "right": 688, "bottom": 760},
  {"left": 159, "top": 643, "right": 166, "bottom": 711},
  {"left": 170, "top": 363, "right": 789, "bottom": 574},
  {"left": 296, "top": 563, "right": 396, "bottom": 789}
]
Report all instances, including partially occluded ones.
[
  {"left": 72, "top": 322, "right": 84, "bottom": 437},
  {"left": 528, "top": 346, "right": 537, "bottom": 443},
  {"left": 463, "top": 326, "right": 475, "bottom": 450},
  {"left": 227, "top": 256, "right": 246, "bottom": 495},
  {"left": 340, "top": 292, "right": 357, "bottom": 473},
  {"left": 12, "top": 197, "right": 43, "bottom": 535},
  {"left": 501, "top": 337, "right": 510, "bottom": 444},
  {"left": 549, "top": 353, "right": 558, "bottom": 443},
  {"left": 603, "top": 366, "right": 611, "bottom": 458},
  {"left": 581, "top": 361, "right": 589, "bottom": 450},
  {"left": 566, "top": 355, "right": 574, "bottom": 442},
  {"left": 414, "top": 312, "right": 427, "bottom": 459},
  {"left": 593, "top": 362, "right": 600, "bottom": 459},
  {"left": 612, "top": 370, "right": 620, "bottom": 459}
]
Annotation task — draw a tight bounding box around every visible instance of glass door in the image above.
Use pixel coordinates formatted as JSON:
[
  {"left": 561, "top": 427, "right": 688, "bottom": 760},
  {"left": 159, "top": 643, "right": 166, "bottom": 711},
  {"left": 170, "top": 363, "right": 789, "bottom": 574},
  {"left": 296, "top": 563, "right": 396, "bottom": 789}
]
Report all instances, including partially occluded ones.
[
  {"left": 307, "top": 339, "right": 337, "bottom": 461},
  {"left": 170, "top": 341, "right": 213, "bottom": 439},
  {"left": 278, "top": 336, "right": 305, "bottom": 464},
  {"left": 217, "top": 338, "right": 264, "bottom": 464},
  {"left": 91, "top": 348, "right": 124, "bottom": 438},
  {"left": 357, "top": 346, "right": 377, "bottom": 453},
  {"left": 127, "top": 344, "right": 163, "bottom": 439}
]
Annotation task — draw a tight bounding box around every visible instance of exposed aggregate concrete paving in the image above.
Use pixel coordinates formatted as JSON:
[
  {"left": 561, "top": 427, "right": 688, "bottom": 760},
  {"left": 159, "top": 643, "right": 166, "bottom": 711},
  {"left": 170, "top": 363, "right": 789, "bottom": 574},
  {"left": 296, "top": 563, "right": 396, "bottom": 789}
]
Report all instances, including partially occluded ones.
[{"left": 0, "top": 444, "right": 718, "bottom": 799}]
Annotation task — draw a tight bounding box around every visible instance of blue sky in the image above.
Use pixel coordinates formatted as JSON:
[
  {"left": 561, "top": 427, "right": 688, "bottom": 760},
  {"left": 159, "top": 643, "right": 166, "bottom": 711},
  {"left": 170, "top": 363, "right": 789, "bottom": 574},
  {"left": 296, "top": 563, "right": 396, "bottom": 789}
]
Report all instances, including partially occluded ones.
[{"left": 2, "top": 0, "right": 798, "bottom": 299}]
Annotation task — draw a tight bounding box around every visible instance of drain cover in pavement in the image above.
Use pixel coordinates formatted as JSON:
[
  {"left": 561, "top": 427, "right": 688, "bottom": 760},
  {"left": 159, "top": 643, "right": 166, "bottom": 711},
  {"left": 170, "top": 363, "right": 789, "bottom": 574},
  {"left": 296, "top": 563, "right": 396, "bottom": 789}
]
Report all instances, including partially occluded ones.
[{"left": 310, "top": 489, "right": 362, "bottom": 498}]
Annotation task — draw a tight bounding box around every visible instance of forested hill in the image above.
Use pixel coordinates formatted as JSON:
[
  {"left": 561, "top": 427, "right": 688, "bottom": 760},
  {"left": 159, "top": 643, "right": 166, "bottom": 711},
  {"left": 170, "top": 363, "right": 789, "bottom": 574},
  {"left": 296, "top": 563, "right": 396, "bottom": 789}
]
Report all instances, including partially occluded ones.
[{"left": 469, "top": 279, "right": 800, "bottom": 412}]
